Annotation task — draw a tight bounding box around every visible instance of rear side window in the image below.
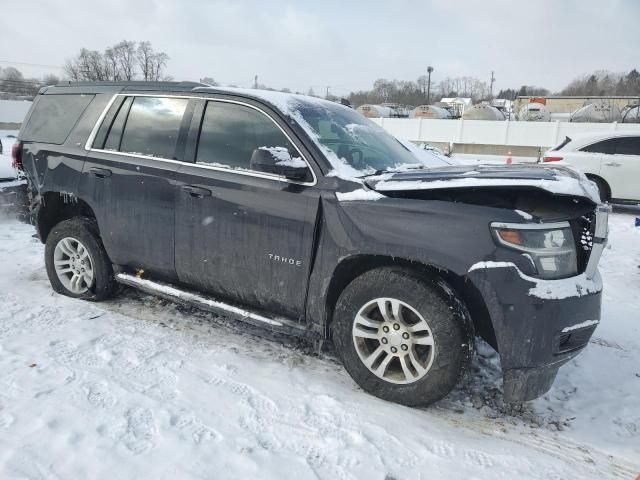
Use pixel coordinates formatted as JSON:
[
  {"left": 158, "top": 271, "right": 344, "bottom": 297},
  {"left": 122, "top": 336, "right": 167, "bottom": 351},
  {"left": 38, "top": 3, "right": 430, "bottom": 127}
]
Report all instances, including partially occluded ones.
[
  {"left": 196, "top": 101, "right": 295, "bottom": 170},
  {"left": 615, "top": 137, "right": 640, "bottom": 155},
  {"left": 21, "top": 94, "right": 94, "bottom": 144},
  {"left": 580, "top": 138, "right": 618, "bottom": 154},
  {"left": 118, "top": 96, "right": 188, "bottom": 159}
]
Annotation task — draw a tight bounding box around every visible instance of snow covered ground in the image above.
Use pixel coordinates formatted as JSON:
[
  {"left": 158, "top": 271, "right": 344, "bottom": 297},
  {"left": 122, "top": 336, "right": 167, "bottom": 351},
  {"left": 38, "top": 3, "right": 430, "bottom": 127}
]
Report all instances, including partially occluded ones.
[{"left": 0, "top": 210, "right": 639, "bottom": 479}]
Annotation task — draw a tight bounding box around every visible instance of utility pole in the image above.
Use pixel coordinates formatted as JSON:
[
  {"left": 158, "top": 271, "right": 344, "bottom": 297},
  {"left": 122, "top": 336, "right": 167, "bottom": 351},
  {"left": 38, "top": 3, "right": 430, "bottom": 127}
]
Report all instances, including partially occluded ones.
[
  {"left": 426, "top": 66, "right": 434, "bottom": 104},
  {"left": 325, "top": 86, "right": 330, "bottom": 99},
  {"left": 254, "top": 75, "right": 258, "bottom": 89},
  {"left": 489, "top": 71, "right": 495, "bottom": 100}
]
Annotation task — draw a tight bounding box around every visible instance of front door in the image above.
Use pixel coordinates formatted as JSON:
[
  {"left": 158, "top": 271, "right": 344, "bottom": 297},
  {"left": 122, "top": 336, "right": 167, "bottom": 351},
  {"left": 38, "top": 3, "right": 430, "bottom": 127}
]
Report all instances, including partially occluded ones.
[
  {"left": 174, "top": 99, "right": 319, "bottom": 319},
  {"left": 601, "top": 136, "right": 640, "bottom": 201}
]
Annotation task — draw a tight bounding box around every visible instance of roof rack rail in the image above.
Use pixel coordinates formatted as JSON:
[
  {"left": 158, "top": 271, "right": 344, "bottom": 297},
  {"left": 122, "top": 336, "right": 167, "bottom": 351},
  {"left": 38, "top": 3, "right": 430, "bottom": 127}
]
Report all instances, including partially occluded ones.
[{"left": 54, "top": 80, "right": 208, "bottom": 91}]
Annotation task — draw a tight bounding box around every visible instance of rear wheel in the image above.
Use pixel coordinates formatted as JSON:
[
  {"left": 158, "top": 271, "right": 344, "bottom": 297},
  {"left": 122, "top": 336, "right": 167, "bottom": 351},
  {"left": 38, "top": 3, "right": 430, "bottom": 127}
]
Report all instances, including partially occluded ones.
[
  {"left": 331, "top": 267, "right": 473, "bottom": 406},
  {"left": 45, "top": 217, "right": 115, "bottom": 301}
]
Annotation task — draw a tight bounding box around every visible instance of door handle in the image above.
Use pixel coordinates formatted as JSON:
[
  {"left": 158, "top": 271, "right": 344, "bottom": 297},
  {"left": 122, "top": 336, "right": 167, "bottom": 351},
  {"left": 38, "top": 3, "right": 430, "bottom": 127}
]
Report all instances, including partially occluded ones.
[
  {"left": 89, "top": 167, "right": 112, "bottom": 178},
  {"left": 604, "top": 162, "right": 621, "bottom": 167},
  {"left": 181, "top": 185, "right": 212, "bottom": 198}
]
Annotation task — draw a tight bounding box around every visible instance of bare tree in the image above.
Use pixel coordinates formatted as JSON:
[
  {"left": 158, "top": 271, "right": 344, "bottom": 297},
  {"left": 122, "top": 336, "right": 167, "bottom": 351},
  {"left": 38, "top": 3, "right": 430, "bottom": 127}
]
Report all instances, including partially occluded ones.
[
  {"left": 200, "top": 77, "right": 219, "bottom": 86},
  {"left": 64, "top": 40, "right": 170, "bottom": 82},
  {"left": 63, "top": 59, "right": 81, "bottom": 81},
  {"left": 136, "top": 41, "right": 153, "bottom": 81},
  {"left": 104, "top": 47, "right": 121, "bottom": 81},
  {"left": 113, "top": 41, "right": 137, "bottom": 80},
  {"left": 149, "top": 52, "right": 169, "bottom": 81}
]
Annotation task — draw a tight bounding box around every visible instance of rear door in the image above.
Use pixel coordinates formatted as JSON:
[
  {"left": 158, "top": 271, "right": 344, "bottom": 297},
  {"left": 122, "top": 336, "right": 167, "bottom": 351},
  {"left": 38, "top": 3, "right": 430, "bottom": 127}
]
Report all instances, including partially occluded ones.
[
  {"left": 572, "top": 137, "right": 618, "bottom": 176},
  {"left": 601, "top": 136, "right": 640, "bottom": 201},
  {"left": 79, "top": 94, "right": 192, "bottom": 279},
  {"left": 174, "top": 98, "right": 319, "bottom": 320}
]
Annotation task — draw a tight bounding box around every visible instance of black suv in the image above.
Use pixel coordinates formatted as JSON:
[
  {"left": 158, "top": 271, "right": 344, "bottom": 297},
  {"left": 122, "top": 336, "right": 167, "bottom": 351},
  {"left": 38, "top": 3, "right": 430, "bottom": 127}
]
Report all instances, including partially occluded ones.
[{"left": 15, "top": 81, "right": 609, "bottom": 406}]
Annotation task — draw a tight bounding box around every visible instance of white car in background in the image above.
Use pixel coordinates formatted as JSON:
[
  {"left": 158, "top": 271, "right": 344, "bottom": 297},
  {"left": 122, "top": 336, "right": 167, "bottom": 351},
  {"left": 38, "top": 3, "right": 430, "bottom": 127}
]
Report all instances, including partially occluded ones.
[{"left": 542, "top": 132, "right": 640, "bottom": 203}]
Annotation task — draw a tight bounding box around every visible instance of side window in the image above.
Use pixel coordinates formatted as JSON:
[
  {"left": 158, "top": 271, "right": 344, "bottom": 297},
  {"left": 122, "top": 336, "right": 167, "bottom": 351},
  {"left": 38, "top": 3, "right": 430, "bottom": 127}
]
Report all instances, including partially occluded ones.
[
  {"left": 196, "top": 101, "right": 298, "bottom": 171},
  {"left": 615, "top": 137, "right": 640, "bottom": 156},
  {"left": 580, "top": 138, "right": 617, "bottom": 154},
  {"left": 119, "top": 96, "right": 188, "bottom": 159},
  {"left": 21, "top": 94, "right": 95, "bottom": 144},
  {"left": 104, "top": 97, "right": 133, "bottom": 151}
]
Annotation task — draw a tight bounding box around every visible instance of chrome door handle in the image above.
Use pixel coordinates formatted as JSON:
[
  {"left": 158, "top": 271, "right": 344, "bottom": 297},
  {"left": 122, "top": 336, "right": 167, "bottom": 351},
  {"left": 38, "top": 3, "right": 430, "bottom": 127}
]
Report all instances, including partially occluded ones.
[{"left": 604, "top": 162, "right": 621, "bottom": 167}]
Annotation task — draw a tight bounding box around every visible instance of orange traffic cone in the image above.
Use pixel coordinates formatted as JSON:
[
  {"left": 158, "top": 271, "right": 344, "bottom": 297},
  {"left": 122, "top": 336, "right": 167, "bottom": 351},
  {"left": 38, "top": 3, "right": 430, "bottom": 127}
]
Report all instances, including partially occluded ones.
[{"left": 506, "top": 151, "right": 512, "bottom": 165}]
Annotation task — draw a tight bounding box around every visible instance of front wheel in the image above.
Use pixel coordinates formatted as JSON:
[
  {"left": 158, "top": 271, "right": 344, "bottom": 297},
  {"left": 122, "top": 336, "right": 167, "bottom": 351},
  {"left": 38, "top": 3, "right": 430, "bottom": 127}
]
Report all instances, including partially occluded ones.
[
  {"left": 45, "top": 217, "right": 115, "bottom": 301},
  {"left": 331, "top": 267, "right": 473, "bottom": 406}
]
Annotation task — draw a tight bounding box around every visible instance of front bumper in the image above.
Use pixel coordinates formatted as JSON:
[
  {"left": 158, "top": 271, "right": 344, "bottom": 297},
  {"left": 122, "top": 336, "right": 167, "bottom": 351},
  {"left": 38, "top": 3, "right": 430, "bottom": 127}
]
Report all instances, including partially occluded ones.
[{"left": 469, "top": 264, "right": 602, "bottom": 402}]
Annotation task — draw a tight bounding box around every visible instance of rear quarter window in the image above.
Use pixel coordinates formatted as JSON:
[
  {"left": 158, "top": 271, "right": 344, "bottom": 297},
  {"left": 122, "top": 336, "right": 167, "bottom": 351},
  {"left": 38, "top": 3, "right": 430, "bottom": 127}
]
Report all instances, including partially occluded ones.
[
  {"left": 580, "top": 138, "right": 618, "bottom": 154},
  {"left": 21, "top": 94, "right": 95, "bottom": 144}
]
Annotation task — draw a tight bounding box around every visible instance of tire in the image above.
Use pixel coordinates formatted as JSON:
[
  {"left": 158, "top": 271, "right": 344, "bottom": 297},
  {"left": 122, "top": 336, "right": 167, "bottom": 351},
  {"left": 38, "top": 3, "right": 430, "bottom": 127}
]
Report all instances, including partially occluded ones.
[
  {"left": 331, "top": 267, "right": 473, "bottom": 407},
  {"left": 45, "top": 217, "right": 115, "bottom": 301}
]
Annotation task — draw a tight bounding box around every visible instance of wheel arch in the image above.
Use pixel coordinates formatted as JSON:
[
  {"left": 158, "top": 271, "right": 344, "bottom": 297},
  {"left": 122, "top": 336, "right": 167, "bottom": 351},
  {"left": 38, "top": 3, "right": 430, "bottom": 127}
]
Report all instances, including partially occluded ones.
[
  {"left": 324, "top": 254, "right": 497, "bottom": 349},
  {"left": 36, "top": 191, "right": 99, "bottom": 243},
  {"left": 584, "top": 173, "right": 611, "bottom": 201}
]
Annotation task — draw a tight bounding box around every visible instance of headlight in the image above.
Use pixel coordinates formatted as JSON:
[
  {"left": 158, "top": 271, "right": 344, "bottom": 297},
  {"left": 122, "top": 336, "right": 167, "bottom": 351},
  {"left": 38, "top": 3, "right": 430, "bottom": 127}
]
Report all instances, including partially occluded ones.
[{"left": 491, "top": 222, "right": 577, "bottom": 279}]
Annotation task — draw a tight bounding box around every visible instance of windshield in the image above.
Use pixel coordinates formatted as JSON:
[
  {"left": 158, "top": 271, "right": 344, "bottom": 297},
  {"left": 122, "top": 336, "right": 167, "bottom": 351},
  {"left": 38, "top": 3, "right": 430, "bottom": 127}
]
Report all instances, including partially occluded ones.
[{"left": 294, "top": 101, "right": 423, "bottom": 173}]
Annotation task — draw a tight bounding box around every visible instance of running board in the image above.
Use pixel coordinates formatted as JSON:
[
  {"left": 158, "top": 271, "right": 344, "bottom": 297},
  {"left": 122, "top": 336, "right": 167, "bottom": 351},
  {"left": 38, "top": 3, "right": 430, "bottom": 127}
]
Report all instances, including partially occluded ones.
[{"left": 115, "top": 273, "right": 316, "bottom": 339}]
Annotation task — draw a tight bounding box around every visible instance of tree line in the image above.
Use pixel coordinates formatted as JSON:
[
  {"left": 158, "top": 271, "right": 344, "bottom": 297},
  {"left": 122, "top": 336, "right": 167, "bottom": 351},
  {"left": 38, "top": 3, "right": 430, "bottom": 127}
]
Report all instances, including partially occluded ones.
[
  {"left": 0, "top": 66, "right": 60, "bottom": 98},
  {"left": 349, "top": 76, "right": 492, "bottom": 107},
  {"left": 348, "top": 69, "right": 640, "bottom": 107},
  {"left": 64, "top": 40, "right": 170, "bottom": 82}
]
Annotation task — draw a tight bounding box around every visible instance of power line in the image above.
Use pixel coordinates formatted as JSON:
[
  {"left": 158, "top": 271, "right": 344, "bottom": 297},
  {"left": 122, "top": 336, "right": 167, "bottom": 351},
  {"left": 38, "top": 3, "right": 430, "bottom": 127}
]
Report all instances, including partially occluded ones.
[{"left": 0, "top": 59, "right": 64, "bottom": 70}]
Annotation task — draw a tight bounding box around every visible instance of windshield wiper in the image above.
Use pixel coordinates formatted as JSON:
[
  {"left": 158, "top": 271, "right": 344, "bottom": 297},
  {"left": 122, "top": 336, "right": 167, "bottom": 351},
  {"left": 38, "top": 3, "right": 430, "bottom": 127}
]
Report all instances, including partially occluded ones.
[{"left": 357, "top": 164, "right": 427, "bottom": 178}]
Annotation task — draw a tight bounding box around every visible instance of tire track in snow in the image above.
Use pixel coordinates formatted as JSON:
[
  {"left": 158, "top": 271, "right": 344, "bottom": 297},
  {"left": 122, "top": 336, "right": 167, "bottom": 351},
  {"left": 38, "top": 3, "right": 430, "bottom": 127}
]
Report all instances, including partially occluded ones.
[{"left": 437, "top": 408, "right": 639, "bottom": 480}]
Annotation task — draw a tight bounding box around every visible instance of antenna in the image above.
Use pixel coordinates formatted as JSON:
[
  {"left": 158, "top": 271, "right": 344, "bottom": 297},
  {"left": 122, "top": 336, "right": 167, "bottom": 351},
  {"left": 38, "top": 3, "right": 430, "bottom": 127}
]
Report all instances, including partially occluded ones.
[{"left": 489, "top": 71, "right": 495, "bottom": 100}]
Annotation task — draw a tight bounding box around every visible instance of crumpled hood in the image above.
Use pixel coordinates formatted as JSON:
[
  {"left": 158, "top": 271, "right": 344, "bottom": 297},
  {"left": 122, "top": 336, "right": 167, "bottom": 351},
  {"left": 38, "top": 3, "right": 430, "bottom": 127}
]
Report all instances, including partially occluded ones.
[{"left": 365, "top": 164, "right": 600, "bottom": 203}]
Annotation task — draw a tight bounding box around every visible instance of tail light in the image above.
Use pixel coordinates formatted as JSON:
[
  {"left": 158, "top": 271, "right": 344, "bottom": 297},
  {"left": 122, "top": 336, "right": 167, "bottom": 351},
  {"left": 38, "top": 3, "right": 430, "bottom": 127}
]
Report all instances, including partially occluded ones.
[
  {"left": 11, "top": 142, "right": 23, "bottom": 171},
  {"left": 543, "top": 156, "right": 563, "bottom": 162}
]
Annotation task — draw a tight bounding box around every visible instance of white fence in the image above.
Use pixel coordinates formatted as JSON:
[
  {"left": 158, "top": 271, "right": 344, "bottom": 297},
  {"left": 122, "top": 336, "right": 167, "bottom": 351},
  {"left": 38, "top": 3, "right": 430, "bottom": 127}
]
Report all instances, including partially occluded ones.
[
  {"left": 0, "top": 99, "right": 33, "bottom": 123},
  {"left": 370, "top": 117, "right": 640, "bottom": 148}
]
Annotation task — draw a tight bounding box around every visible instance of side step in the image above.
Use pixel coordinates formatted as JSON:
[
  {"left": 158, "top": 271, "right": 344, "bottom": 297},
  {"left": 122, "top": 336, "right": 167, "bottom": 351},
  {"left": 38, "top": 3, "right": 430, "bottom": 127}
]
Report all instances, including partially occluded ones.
[{"left": 115, "top": 273, "right": 317, "bottom": 339}]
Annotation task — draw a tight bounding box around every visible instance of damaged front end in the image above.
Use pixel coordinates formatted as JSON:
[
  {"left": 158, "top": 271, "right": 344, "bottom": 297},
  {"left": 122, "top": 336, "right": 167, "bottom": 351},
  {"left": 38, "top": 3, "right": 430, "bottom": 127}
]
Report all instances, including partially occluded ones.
[{"left": 365, "top": 164, "right": 610, "bottom": 402}]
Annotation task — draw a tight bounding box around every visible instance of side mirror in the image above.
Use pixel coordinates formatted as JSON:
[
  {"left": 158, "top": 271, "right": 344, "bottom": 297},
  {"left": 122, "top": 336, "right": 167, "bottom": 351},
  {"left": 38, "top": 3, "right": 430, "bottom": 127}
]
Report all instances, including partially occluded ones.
[{"left": 250, "top": 147, "right": 309, "bottom": 181}]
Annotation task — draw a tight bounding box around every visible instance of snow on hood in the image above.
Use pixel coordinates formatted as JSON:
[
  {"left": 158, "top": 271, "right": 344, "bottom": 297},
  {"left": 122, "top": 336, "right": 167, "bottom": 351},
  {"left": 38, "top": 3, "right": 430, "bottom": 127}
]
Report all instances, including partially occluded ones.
[{"left": 366, "top": 164, "right": 601, "bottom": 203}]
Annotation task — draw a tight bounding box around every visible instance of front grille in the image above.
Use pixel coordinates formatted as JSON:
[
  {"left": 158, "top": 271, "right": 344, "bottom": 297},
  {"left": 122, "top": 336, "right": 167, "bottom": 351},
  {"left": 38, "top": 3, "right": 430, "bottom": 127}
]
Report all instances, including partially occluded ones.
[
  {"left": 555, "top": 324, "right": 597, "bottom": 355},
  {"left": 570, "top": 211, "right": 596, "bottom": 273}
]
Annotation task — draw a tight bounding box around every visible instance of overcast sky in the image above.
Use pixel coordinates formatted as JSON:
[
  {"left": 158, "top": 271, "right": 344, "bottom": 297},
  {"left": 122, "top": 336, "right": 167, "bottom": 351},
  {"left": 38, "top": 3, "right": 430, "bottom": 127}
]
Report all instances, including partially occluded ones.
[{"left": 2, "top": 0, "right": 639, "bottom": 95}]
